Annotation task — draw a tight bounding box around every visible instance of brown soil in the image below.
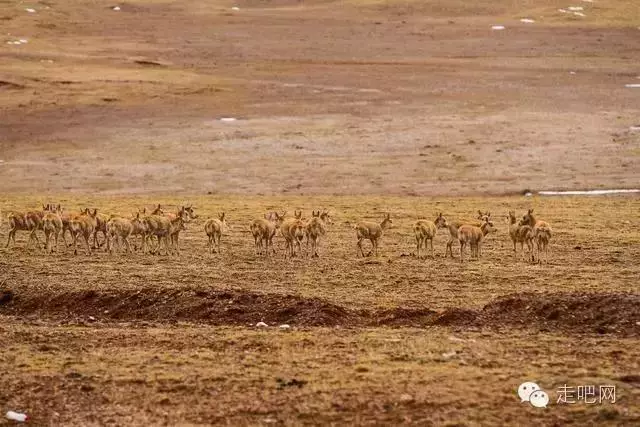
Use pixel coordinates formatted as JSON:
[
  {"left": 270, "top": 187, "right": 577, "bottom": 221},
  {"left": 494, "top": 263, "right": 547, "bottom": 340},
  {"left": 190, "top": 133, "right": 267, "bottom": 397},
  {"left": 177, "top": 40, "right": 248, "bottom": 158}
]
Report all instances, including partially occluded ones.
[{"left": 2, "top": 287, "right": 638, "bottom": 337}]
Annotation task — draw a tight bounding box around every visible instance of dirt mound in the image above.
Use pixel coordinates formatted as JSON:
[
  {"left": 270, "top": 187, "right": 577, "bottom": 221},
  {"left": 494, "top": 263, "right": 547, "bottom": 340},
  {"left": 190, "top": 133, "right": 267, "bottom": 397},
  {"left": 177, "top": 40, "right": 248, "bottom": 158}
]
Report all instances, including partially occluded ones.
[
  {"left": 0, "top": 287, "right": 356, "bottom": 327},
  {"left": 0, "top": 287, "right": 637, "bottom": 336},
  {"left": 478, "top": 292, "right": 640, "bottom": 336}
]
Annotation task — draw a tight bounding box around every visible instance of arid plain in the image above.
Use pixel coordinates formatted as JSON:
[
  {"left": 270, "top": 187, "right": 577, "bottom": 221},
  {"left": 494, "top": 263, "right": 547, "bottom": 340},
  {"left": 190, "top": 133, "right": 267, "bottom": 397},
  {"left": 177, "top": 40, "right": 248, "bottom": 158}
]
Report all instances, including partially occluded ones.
[{"left": 1, "top": 0, "right": 639, "bottom": 425}]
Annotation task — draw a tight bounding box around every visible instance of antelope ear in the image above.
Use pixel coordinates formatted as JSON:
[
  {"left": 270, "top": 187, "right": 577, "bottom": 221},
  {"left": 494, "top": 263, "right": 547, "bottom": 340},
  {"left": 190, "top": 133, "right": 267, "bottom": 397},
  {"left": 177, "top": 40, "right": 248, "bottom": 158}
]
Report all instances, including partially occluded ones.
[{"left": 528, "top": 209, "right": 534, "bottom": 214}]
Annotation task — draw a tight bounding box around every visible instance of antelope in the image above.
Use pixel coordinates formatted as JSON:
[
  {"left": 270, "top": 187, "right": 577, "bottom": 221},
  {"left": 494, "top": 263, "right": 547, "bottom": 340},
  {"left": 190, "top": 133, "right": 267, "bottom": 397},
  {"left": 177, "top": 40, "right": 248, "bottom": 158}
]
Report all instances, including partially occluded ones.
[
  {"left": 89, "top": 208, "right": 110, "bottom": 249},
  {"left": 6, "top": 208, "right": 45, "bottom": 249},
  {"left": 355, "top": 213, "right": 392, "bottom": 257},
  {"left": 458, "top": 217, "right": 497, "bottom": 262},
  {"left": 42, "top": 207, "right": 63, "bottom": 253},
  {"left": 51, "top": 205, "right": 74, "bottom": 247},
  {"left": 414, "top": 213, "right": 448, "bottom": 259},
  {"left": 520, "top": 209, "right": 552, "bottom": 263},
  {"left": 443, "top": 212, "right": 489, "bottom": 257},
  {"left": 477, "top": 210, "right": 491, "bottom": 222},
  {"left": 250, "top": 211, "right": 285, "bottom": 256},
  {"left": 106, "top": 213, "right": 147, "bottom": 254},
  {"left": 68, "top": 209, "right": 99, "bottom": 255},
  {"left": 143, "top": 209, "right": 189, "bottom": 255},
  {"left": 444, "top": 217, "right": 463, "bottom": 258},
  {"left": 280, "top": 210, "right": 306, "bottom": 258},
  {"left": 159, "top": 204, "right": 197, "bottom": 253},
  {"left": 508, "top": 211, "right": 534, "bottom": 261},
  {"left": 305, "top": 210, "right": 332, "bottom": 257},
  {"left": 204, "top": 212, "right": 227, "bottom": 254}
]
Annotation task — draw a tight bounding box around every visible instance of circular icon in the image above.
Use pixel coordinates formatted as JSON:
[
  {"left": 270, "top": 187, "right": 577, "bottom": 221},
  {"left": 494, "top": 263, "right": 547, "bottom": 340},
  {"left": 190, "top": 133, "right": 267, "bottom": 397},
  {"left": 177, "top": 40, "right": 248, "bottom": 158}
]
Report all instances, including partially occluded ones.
[
  {"left": 517, "top": 382, "right": 540, "bottom": 402},
  {"left": 529, "top": 390, "right": 550, "bottom": 408}
]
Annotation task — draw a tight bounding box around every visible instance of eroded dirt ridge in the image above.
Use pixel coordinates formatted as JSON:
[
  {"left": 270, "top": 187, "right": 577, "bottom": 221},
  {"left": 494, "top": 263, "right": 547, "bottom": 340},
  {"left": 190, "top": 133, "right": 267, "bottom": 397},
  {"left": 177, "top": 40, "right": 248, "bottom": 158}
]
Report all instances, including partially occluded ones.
[{"left": 1, "top": 287, "right": 637, "bottom": 336}]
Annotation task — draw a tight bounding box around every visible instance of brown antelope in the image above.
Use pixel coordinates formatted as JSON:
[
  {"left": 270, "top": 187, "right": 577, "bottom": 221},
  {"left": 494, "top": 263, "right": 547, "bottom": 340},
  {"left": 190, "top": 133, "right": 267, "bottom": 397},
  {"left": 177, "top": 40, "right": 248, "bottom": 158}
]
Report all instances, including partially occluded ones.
[
  {"left": 106, "top": 213, "right": 147, "bottom": 254},
  {"left": 51, "top": 205, "right": 75, "bottom": 247},
  {"left": 458, "top": 217, "right": 497, "bottom": 262},
  {"left": 204, "top": 213, "right": 227, "bottom": 254},
  {"left": 143, "top": 209, "right": 189, "bottom": 255},
  {"left": 280, "top": 210, "right": 306, "bottom": 258},
  {"left": 508, "top": 211, "right": 534, "bottom": 261},
  {"left": 132, "top": 205, "right": 163, "bottom": 251},
  {"left": 68, "top": 209, "right": 99, "bottom": 255},
  {"left": 520, "top": 209, "right": 552, "bottom": 263},
  {"left": 89, "top": 208, "right": 110, "bottom": 249},
  {"left": 477, "top": 210, "right": 491, "bottom": 222},
  {"left": 6, "top": 208, "right": 45, "bottom": 249},
  {"left": 414, "top": 213, "right": 448, "bottom": 259},
  {"left": 355, "top": 213, "right": 392, "bottom": 257},
  {"left": 305, "top": 210, "right": 332, "bottom": 257},
  {"left": 42, "top": 207, "right": 63, "bottom": 253},
  {"left": 250, "top": 212, "right": 285, "bottom": 256},
  {"left": 158, "top": 204, "right": 197, "bottom": 253},
  {"left": 443, "top": 212, "right": 489, "bottom": 258},
  {"left": 443, "top": 216, "right": 464, "bottom": 258}
]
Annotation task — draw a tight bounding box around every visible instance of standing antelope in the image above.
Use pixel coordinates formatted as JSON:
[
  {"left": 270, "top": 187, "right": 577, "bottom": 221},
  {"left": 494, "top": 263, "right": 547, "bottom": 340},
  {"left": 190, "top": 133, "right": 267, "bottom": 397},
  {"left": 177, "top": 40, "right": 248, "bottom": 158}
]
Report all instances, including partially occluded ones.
[
  {"left": 458, "top": 217, "right": 497, "bottom": 262},
  {"left": 520, "top": 209, "right": 552, "bottom": 263},
  {"left": 6, "top": 209, "right": 45, "bottom": 249},
  {"left": 305, "top": 210, "right": 332, "bottom": 257},
  {"left": 89, "top": 208, "right": 110, "bottom": 249},
  {"left": 204, "top": 212, "right": 227, "bottom": 254},
  {"left": 163, "top": 205, "right": 197, "bottom": 253},
  {"left": 106, "top": 213, "right": 147, "bottom": 254},
  {"left": 414, "top": 213, "right": 448, "bottom": 259},
  {"left": 68, "top": 209, "right": 99, "bottom": 255},
  {"left": 508, "top": 211, "right": 534, "bottom": 261},
  {"left": 280, "top": 210, "right": 306, "bottom": 258},
  {"left": 250, "top": 212, "right": 285, "bottom": 256},
  {"left": 355, "top": 213, "right": 392, "bottom": 257},
  {"left": 42, "top": 206, "right": 63, "bottom": 253},
  {"left": 142, "top": 209, "right": 188, "bottom": 255}
]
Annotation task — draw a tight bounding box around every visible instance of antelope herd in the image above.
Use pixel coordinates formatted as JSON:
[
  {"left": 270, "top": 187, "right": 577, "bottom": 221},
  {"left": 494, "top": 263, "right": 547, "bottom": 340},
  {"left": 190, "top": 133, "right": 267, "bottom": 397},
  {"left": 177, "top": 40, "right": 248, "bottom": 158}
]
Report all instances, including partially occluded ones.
[{"left": 1, "top": 204, "right": 553, "bottom": 263}]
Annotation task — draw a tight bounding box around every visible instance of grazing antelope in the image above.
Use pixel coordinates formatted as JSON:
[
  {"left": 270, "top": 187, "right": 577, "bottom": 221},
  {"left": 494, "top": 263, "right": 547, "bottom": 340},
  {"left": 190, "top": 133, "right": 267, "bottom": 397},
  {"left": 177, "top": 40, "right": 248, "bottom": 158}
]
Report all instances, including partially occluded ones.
[
  {"left": 508, "top": 211, "right": 534, "bottom": 261},
  {"left": 6, "top": 209, "right": 45, "bottom": 249},
  {"left": 414, "top": 213, "right": 448, "bottom": 259},
  {"left": 305, "top": 210, "right": 332, "bottom": 257},
  {"left": 204, "top": 212, "right": 227, "bottom": 254},
  {"left": 458, "top": 217, "right": 497, "bottom": 262},
  {"left": 520, "top": 209, "right": 552, "bottom": 263},
  {"left": 42, "top": 207, "right": 63, "bottom": 253},
  {"left": 68, "top": 209, "right": 99, "bottom": 255},
  {"left": 280, "top": 210, "right": 306, "bottom": 258},
  {"left": 250, "top": 212, "right": 285, "bottom": 256},
  {"left": 106, "top": 213, "right": 147, "bottom": 254},
  {"left": 355, "top": 213, "right": 392, "bottom": 257}
]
